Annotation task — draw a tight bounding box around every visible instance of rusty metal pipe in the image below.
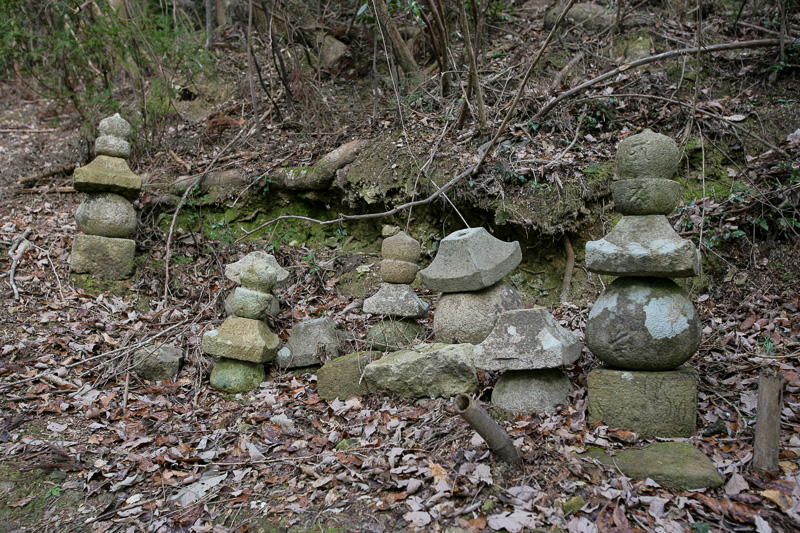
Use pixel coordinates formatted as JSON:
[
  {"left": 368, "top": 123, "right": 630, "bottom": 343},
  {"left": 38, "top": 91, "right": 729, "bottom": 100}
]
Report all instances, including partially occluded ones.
[{"left": 453, "top": 394, "right": 522, "bottom": 467}]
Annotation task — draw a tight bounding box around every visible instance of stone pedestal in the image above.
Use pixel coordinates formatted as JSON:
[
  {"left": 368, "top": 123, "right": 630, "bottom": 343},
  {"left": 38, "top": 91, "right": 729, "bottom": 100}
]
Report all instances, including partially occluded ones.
[{"left": 71, "top": 234, "right": 136, "bottom": 280}]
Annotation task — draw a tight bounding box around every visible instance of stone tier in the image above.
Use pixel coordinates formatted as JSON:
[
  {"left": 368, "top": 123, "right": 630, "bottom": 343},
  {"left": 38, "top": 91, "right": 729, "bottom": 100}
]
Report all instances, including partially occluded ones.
[
  {"left": 70, "top": 234, "right": 135, "bottom": 280},
  {"left": 202, "top": 316, "right": 279, "bottom": 363},
  {"left": 73, "top": 156, "right": 142, "bottom": 199},
  {"left": 363, "top": 283, "right": 428, "bottom": 318}
]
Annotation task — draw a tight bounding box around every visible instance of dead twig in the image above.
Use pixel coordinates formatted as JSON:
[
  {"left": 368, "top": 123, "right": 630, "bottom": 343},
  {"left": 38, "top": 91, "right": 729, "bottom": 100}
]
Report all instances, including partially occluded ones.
[
  {"left": 17, "top": 163, "right": 76, "bottom": 186},
  {"left": 7, "top": 228, "right": 32, "bottom": 300}
]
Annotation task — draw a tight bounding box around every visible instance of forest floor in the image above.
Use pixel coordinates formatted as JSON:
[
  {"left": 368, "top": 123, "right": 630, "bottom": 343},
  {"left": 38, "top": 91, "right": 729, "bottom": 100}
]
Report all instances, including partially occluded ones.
[{"left": 1, "top": 1, "right": 800, "bottom": 532}]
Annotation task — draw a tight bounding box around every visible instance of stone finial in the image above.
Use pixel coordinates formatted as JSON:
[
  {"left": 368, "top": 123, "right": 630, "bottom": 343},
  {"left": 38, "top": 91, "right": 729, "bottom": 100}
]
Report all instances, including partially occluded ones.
[
  {"left": 419, "top": 227, "right": 522, "bottom": 293},
  {"left": 382, "top": 231, "right": 420, "bottom": 263},
  {"left": 616, "top": 129, "right": 679, "bottom": 180},
  {"left": 225, "top": 252, "right": 290, "bottom": 289},
  {"left": 98, "top": 113, "right": 132, "bottom": 140}
]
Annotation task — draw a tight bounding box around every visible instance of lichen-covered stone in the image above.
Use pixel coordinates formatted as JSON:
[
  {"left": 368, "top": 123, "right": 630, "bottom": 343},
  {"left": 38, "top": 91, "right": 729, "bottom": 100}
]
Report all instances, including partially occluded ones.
[
  {"left": 474, "top": 308, "right": 582, "bottom": 371},
  {"left": 380, "top": 259, "right": 419, "bottom": 284},
  {"left": 202, "top": 316, "right": 279, "bottom": 363},
  {"left": 582, "top": 442, "right": 721, "bottom": 490},
  {"left": 210, "top": 358, "right": 265, "bottom": 393},
  {"left": 277, "top": 317, "right": 340, "bottom": 368},
  {"left": 616, "top": 128, "right": 679, "bottom": 180},
  {"left": 70, "top": 234, "right": 135, "bottom": 280},
  {"left": 585, "top": 215, "right": 700, "bottom": 277},
  {"left": 545, "top": 2, "right": 613, "bottom": 32},
  {"left": 366, "top": 319, "right": 426, "bottom": 351},
  {"left": 75, "top": 193, "right": 137, "bottom": 238},
  {"left": 132, "top": 344, "right": 183, "bottom": 381},
  {"left": 231, "top": 287, "right": 280, "bottom": 319},
  {"left": 73, "top": 156, "right": 142, "bottom": 199},
  {"left": 434, "top": 282, "right": 523, "bottom": 344},
  {"left": 98, "top": 113, "right": 132, "bottom": 140},
  {"left": 317, "top": 351, "right": 382, "bottom": 401},
  {"left": 363, "top": 283, "right": 429, "bottom": 318},
  {"left": 491, "top": 369, "right": 572, "bottom": 414},
  {"left": 587, "top": 366, "right": 697, "bottom": 437},
  {"left": 382, "top": 231, "right": 420, "bottom": 263},
  {"left": 612, "top": 178, "right": 681, "bottom": 215},
  {"left": 420, "top": 227, "right": 522, "bottom": 293},
  {"left": 363, "top": 343, "right": 477, "bottom": 398},
  {"left": 95, "top": 135, "right": 131, "bottom": 159},
  {"left": 225, "top": 252, "right": 289, "bottom": 289},
  {"left": 586, "top": 277, "right": 701, "bottom": 370}
]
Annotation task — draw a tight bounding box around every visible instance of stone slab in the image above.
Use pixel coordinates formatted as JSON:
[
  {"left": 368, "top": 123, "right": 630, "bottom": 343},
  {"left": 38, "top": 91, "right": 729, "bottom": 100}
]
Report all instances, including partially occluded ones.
[
  {"left": 363, "top": 343, "right": 477, "bottom": 399},
  {"left": 210, "top": 358, "right": 265, "bottom": 393},
  {"left": 420, "top": 227, "right": 522, "bottom": 293},
  {"left": 612, "top": 178, "right": 681, "bottom": 215},
  {"left": 277, "top": 317, "right": 341, "bottom": 368},
  {"left": 132, "top": 344, "right": 183, "bottom": 381},
  {"left": 491, "top": 369, "right": 572, "bottom": 414},
  {"left": 363, "top": 283, "right": 429, "bottom": 318},
  {"left": 585, "top": 215, "right": 701, "bottom": 277},
  {"left": 70, "top": 234, "right": 136, "bottom": 280},
  {"left": 317, "top": 351, "right": 382, "bottom": 401},
  {"left": 616, "top": 129, "right": 679, "bottom": 181},
  {"left": 231, "top": 287, "right": 280, "bottom": 320},
  {"left": 587, "top": 366, "right": 697, "bottom": 438},
  {"left": 202, "top": 316, "right": 279, "bottom": 363},
  {"left": 474, "top": 308, "right": 582, "bottom": 371},
  {"left": 434, "top": 282, "right": 523, "bottom": 344},
  {"left": 225, "top": 251, "right": 289, "bottom": 289},
  {"left": 582, "top": 442, "right": 722, "bottom": 490},
  {"left": 73, "top": 156, "right": 142, "bottom": 199},
  {"left": 76, "top": 193, "right": 137, "bottom": 238}
]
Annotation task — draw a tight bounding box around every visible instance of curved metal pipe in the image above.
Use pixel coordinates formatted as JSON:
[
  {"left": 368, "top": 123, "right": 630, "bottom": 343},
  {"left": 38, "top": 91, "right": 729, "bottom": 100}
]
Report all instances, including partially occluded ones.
[{"left": 453, "top": 394, "right": 522, "bottom": 467}]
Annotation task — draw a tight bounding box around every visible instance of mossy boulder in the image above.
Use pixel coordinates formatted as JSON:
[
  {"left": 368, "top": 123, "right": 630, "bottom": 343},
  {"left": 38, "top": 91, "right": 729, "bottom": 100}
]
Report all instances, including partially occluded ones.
[
  {"left": 209, "top": 358, "right": 266, "bottom": 393},
  {"left": 316, "top": 351, "right": 382, "bottom": 401}
]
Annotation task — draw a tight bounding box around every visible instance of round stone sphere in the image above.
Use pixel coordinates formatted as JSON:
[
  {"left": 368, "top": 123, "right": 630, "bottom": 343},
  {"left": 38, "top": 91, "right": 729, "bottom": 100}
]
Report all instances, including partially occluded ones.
[
  {"left": 76, "top": 193, "right": 137, "bottom": 238},
  {"left": 382, "top": 231, "right": 420, "bottom": 263},
  {"left": 616, "top": 129, "right": 679, "bottom": 181},
  {"left": 586, "top": 277, "right": 701, "bottom": 370},
  {"left": 380, "top": 259, "right": 419, "bottom": 284},
  {"left": 433, "top": 281, "right": 523, "bottom": 344},
  {"left": 612, "top": 178, "right": 682, "bottom": 215},
  {"left": 98, "top": 113, "right": 132, "bottom": 140},
  {"left": 95, "top": 135, "right": 131, "bottom": 159}
]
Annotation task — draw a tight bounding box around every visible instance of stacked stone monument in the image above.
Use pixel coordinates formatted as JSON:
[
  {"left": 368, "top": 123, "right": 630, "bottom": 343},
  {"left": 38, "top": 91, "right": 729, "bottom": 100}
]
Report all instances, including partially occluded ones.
[
  {"left": 202, "top": 252, "right": 287, "bottom": 393},
  {"left": 585, "top": 129, "right": 702, "bottom": 438},
  {"left": 420, "top": 227, "right": 524, "bottom": 344},
  {"left": 363, "top": 231, "right": 429, "bottom": 349},
  {"left": 71, "top": 114, "right": 140, "bottom": 280}
]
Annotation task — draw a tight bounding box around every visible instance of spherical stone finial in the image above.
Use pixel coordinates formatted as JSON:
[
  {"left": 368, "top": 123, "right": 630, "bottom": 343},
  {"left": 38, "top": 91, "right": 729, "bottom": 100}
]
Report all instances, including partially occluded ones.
[
  {"left": 616, "top": 129, "right": 679, "bottom": 180},
  {"left": 98, "top": 113, "right": 132, "bottom": 140},
  {"left": 95, "top": 135, "right": 131, "bottom": 159}
]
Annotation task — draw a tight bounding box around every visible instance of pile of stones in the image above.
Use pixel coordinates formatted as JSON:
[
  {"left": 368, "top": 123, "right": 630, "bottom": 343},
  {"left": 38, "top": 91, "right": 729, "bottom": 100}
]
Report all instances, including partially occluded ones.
[
  {"left": 584, "top": 129, "right": 702, "bottom": 438},
  {"left": 363, "top": 231, "right": 428, "bottom": 349},
  {"left": 420, "top": 227, "right": 524, "bottom": 344},
  {"left": 203, "top": 252, "right": 288, "bottom": 393},
  {"left": 71, "top": 114, "right": 140, "bottom": 280}
]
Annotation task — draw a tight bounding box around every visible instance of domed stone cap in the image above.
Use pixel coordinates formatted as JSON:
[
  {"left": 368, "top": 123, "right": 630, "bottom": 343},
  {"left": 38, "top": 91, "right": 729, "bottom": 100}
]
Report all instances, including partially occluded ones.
[
  {"left": 382, "top": 231, "right": 420, "bottom": 263},
  {"left": 98, "top": 113, "right": 132, "bottom": 140},
  {"left": 585, "top": 277, "right": 702, "bottom": 371},
  {"left": 76, "top": 193, "right": 137, "bottom": 238},
  {"left": 616, "top": 129, "right": 679, "bottom": 180},
  {"left": 420, "top": 227, "right": 522, "bottom": 293}
]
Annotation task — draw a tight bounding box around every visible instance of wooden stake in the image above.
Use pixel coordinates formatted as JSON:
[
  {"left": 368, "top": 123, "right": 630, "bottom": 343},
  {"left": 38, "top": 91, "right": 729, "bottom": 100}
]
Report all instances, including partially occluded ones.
[{"left": 753, "top": 370, "right": 783, "bottom": 474}]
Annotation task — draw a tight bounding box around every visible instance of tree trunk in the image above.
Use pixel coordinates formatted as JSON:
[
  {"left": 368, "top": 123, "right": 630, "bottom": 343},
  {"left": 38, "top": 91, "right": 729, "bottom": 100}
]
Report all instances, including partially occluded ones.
[{"left": 373, "top": 0, "right": 419, "bottom": 75}]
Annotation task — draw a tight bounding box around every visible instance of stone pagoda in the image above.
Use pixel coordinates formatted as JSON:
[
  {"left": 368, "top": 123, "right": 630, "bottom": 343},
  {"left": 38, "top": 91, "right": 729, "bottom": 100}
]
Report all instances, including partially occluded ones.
[
  {"left": 71, "top": 114, "right": 140, "bottom": 280},
  {"left": 585, "top": 129, "right": 702, "bottom": 437}
]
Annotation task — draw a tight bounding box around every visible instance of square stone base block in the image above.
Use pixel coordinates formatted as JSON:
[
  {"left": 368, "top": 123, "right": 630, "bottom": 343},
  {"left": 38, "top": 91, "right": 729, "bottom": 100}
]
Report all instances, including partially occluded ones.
[
  {"left": 71, "top": 234, "right": 135, "bottom": 280},
  {"left": 587, "top": 366, "right": 696, "bottom": 438}
]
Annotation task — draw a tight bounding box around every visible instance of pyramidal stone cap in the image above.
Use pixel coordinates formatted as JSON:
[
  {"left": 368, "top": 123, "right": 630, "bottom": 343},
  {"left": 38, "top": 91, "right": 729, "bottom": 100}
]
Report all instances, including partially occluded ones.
[
  {"left": 420, "top": 227, "right": 522, "bottom": 293},
  {"left": 616, "top": 129, "right": 679, "bottom": 181},
  {"left": 73, "top": 156, "right": 142, "bottom": 199},
  {"left": 225, "top": 251, "right": 290, "bottom": 289}
]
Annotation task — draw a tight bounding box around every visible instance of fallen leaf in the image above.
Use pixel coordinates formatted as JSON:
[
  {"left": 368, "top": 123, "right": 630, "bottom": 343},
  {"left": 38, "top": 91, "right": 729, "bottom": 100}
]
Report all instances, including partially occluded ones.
[
  {"left": 403, "top": 510, "right": 431, "bottom": 527},
  {"left": 429, "top": 460, "right": 447, "bottom": 483}
]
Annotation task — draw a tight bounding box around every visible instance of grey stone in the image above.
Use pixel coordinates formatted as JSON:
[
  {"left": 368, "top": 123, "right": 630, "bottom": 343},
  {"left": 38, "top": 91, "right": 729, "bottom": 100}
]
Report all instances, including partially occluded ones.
[
  {"left": 363, "top": 283, "right": 429, "bottom": 318},
  {"left": 225, "top": 252, "right": 289, "bottom": 289},
  {"left": 70, "top": 234, "right": 135, "bottom": 280},
  {"left": 210, "top": 358, "right": 265, "bottom": 393},
  {"left": 586, "top": 277, "right": 701, "bottom": 370},
  {"left": 202, "top": 316, "right": 279, "bottom": 363},
  {"left": 319, "top": 33, "right": 348, "bottom": 67},
  {"left": 420, "top": 227, "right": 522, "bottom": 293},
  {"left": 317, "top": 351, "right": 382, "bottom": 401},
  {"left": 474, "top": 308, "right": 582, "bottom": 371},
  {"left": 587, "top": 366, "right": 697, "bottom": 437},
  {"left": 231, "top": 287, "right": 280, "bottom": 319},
  {"left": 585, "top": 215, "right": 701, "bottom": 277},
  {"left": 380, "top": 259, "right": 418, "bottom": 284},
  {"left": 98, "top": 113, "right": 132, "bottom": 140},
  {"left": 616, "top": 129, "right": 679, "bottom": 181},
  {"left": 364, "top": 343, "right": 477, "bottom": 398},
  {"left": 434, "top": 282, "right": 523, "bottom": 344},
  {"left": 224, "top": 292, "right": 235, "bottom": 316},
  {"left": 582, "top": 442, "right": 721, "bottom": 490},
  {"left": 75, "top": 193, "right": 137, "bottom": 238},
  {"left": 277, "top": 317, "right": 341, "bottom": 368},
  {"left": 612, "top": 178, "right": 682, "bottom": 215},
  {"left": 95, "top": 134, "right": 131, "bottom": 159},
  {"left": 132, "top": 344, "right": 183, "bottom": 381},
  {"left": 382, "top": 231, "right": 420, "bottom": 263},
  {"left": 491, "top": 369, "right": 572, "bottom": 414},
  {"left": 545, "top": 3, "right": 613, "bottom": 32},
  {"left": 366, "top": 319, "right": 426, "bottom": 350},
  {"left": 73, "top": 156, "right": 142, "bottom": 199}
]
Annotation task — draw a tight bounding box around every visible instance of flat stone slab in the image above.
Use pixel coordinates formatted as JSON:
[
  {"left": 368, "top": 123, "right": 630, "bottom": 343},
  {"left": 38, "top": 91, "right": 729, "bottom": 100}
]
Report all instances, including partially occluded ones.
[
  {"left": 277, "top": 317, "right": 341, "bottom": 368},
  {"left": 616, "top": 128, "right": 679, "bottom": 181},
  {"left": 491, "top": 369, "right": 572, "bottom": 414},
  {"left": 366, "top": 319, "right": 425, "bottom": 351},
  {"left": 132, "top": 344, "right": 183, "bottom": 381},
  {"left": 582, "top": 442, "right": 722, "bottom": 491},
  {"left": 317, "top": 351, "right": 382, "bottom": 401},
  {"left": 210, "top": 358, "right": 265, "bottom": 393},
  {"left": 231, "top": 287, "right": 280, "bottom": 320},
  {"left": 202, "top": 316, "right": 279, "bottom": 363},
  {"left": 363, "top": 283, "right": 429, "bottom": 318},
  {"left": 434, "top": 282, "right": 523, "bottom": 344},
  {"left": 225, "top": 251, "right": 289, "bottom": 290},
  {"left": 76, "top": 193, "right": 137, "bottom": 238},
  {"left": 70, "top": 234, "right": 135, "bottom": 280},
  {"left": 73, "top": 156, "right": 142, "bottom": 199},
  {"left": 587, "top": 366, "right": 697, "bottom": 438},
  {"left": 364, "top": 343, "right": 477, "bottom": 399},
  {"left": 612, "top": 178, "right": 681, "bottom": 215},
  {"left": 585, "top": 215, "right": 700, "bottom": 277},
  {"left": 586, "top": 277, "right": 701, "bottom": 370},
  {"left": 474, "top": 308, "right": 581, "bottom": 371},
  {"left": 420, "top": 227, "right": 522, "bottom": 293}
]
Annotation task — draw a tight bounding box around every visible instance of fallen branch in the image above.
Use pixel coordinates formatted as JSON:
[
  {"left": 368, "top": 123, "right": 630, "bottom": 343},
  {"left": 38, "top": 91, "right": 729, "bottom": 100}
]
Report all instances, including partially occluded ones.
[
  {"left": 17, "top": 163, "right": 76, "bottom": 186},
  {"left": 7, "top": 228, "right": 32, "bottom": 300},
  {"left": 17, "top": 186, "right": 76, "bottom": 194}
]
